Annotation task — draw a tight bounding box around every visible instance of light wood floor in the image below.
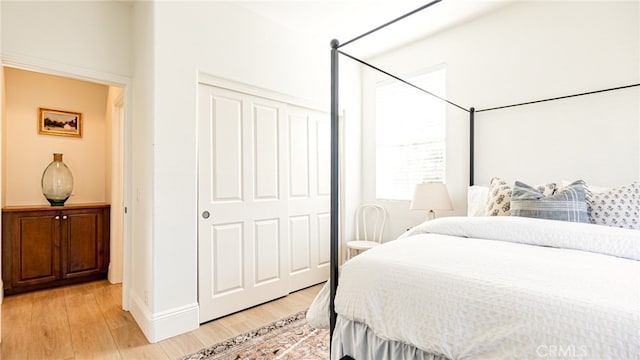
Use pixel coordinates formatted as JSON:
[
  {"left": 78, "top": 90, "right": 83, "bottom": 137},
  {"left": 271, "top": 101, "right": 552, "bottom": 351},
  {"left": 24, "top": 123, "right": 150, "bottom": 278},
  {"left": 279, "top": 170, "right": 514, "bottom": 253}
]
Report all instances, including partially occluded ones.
[{"left": 1, "top": 280, "right": 324, "bottom": 359}]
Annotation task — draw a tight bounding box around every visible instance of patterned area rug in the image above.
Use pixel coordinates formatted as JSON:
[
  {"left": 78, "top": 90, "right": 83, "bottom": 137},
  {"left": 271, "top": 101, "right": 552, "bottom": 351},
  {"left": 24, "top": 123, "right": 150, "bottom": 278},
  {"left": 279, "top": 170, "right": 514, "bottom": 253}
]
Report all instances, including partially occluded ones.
[{"left": 181, "top": 311, "right": 329, "bottom": 360}]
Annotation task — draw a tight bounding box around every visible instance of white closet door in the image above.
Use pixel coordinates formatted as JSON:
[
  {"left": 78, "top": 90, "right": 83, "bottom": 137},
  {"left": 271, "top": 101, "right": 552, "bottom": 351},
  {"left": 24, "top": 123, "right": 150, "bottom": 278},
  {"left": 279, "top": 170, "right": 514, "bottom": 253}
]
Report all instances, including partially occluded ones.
[
  {"left": 198, "top": 84, "right": 289, "bottom": 322},
  {"left": 287, "top": 106, "right": 330, "bottom": 291}
]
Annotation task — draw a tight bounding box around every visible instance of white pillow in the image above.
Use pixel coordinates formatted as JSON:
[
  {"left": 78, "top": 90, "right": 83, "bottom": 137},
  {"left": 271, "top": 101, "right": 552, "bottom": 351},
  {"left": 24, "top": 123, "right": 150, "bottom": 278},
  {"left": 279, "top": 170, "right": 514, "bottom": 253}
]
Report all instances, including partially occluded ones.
[{"left": 467, "top": 185, "right": 489, "bottom": 216}]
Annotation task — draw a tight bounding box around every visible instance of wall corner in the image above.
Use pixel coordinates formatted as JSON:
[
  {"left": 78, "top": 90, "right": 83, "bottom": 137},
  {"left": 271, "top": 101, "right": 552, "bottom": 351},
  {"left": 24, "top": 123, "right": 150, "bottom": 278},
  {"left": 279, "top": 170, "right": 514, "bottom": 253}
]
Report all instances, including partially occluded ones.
[{"left": 129, "top": 293, "right": 199, "bottom": 343}]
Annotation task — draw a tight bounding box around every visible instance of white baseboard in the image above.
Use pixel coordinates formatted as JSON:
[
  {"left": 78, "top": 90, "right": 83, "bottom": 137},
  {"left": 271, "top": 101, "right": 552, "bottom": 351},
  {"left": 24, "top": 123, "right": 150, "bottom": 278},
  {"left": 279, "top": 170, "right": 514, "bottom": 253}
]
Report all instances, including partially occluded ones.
[{"left": 129, "top": 293, "right": 199, "bottom": 343}]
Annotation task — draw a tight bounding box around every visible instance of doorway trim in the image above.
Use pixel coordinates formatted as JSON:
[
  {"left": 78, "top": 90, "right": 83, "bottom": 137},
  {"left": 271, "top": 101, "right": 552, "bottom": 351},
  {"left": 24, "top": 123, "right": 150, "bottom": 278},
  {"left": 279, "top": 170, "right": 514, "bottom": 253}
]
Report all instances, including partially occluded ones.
[{"left": 1, "top": 53, "right": 133, "bottom": 310}]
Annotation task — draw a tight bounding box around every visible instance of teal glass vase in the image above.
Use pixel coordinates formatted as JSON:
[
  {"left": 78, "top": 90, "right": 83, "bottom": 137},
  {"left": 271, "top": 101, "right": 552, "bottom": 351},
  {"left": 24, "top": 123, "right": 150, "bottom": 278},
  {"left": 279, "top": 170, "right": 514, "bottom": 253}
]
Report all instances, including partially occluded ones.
[{"left": 41, "top": 153, "right": 74, "bottom": 206}]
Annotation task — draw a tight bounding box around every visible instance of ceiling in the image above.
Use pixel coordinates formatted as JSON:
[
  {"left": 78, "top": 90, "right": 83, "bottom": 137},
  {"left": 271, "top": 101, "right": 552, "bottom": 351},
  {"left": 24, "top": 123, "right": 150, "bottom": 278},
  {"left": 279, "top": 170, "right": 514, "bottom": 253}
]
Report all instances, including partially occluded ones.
[{"left": 235, "top": 0, "right": 514, "bottom": 57}]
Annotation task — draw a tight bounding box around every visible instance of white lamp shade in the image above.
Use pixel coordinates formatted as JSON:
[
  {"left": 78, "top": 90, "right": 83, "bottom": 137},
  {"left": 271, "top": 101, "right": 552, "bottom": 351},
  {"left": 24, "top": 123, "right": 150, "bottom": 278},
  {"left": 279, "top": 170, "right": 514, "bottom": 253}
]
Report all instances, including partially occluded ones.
[{"left": 410, "top": 183, "right": 453, "bottom": 211}]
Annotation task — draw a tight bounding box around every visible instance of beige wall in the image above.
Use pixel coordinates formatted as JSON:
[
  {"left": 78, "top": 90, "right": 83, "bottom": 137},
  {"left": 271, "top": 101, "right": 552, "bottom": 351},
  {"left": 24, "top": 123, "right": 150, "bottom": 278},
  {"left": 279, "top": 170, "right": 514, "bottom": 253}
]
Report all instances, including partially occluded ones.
[
  {"left": 1, "top": 66, "right": 5, "bottom": 205},
  {"left": 105, "top": 86, "right": 117, "bottom": 203},
  {"left": 3, "top": 67, "right": 109, "bottom": 206}
]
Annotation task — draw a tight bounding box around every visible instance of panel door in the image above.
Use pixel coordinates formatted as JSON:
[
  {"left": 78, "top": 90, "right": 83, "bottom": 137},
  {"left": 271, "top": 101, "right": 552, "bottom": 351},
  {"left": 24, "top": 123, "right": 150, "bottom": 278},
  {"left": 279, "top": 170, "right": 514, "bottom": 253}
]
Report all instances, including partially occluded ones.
[
  {"left": 287, "top": 106, "right": 331, "bottom": 291},
  {"left": 198, "top": 84, "right": 290, "bottom": 322}
]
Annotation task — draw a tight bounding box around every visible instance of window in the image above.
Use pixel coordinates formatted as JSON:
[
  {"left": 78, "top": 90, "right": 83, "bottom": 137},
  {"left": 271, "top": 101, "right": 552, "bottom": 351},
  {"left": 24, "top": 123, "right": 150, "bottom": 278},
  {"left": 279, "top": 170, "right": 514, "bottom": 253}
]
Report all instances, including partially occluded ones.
[{"left": 375, "top": 68, "right": 446, "bottom": 200}]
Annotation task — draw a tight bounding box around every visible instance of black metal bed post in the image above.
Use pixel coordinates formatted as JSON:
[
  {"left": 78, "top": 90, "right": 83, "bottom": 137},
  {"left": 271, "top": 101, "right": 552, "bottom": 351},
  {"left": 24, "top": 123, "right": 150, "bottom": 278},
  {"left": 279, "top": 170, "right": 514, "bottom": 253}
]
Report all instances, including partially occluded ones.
[
  {"left": 469, "top": 107, "right": 475, "bottom": 186},
  {"left": 329, "top": 39, "right": 340, "bottom": 342}
]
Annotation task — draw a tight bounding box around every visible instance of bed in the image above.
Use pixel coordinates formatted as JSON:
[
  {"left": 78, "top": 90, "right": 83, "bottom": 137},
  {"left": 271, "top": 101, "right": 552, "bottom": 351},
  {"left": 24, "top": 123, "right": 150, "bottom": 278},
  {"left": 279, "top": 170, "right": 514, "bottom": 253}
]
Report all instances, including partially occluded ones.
[
  {"left": 319, "top": 1, "right": 640, "bottom": 359},
  {"left": 308, "top": 215, "right": 640, "bottom": 359}
]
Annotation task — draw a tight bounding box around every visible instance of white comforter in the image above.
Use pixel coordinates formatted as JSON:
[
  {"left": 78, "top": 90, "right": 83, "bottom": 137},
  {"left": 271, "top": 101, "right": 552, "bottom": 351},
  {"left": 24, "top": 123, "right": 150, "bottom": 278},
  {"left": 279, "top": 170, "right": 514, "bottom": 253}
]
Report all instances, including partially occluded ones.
[{"left": 308, "top": 216, "right": 640, "bottom": 359}]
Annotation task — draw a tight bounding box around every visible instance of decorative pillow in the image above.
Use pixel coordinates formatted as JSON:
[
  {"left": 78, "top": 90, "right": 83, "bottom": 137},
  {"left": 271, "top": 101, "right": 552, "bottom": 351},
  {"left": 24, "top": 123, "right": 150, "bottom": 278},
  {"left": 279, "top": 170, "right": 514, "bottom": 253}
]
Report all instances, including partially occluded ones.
[
  {"left": 485, "top": 177, "right": 556, "bottom": 216},
  {"left": 511, "top": 180, "right": 589, "bottom": 223},
  {"left": 485, "top": 178, "right": 513, "bottom": 216},
  {"left": 588, "top": 181, "right": 640, "bottom": 229},
  {"left": 467, "top": 185, "right": 489, "bottom": 216},
  {"left": 561, "top": 179, "right": 610, "bottom": 194}
]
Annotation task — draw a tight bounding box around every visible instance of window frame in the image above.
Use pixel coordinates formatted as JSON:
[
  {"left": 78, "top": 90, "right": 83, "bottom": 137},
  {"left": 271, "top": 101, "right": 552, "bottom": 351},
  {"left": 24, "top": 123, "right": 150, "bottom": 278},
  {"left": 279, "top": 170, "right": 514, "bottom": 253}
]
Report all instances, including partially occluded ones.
[{"left": 373, "top": 66, "right": 447, "bottom": 201}]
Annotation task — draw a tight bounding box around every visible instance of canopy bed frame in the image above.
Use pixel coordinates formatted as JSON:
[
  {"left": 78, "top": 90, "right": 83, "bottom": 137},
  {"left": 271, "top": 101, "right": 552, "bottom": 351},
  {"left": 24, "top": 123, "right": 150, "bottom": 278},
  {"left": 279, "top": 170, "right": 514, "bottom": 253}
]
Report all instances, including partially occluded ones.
[{"left": 328, "top": 0, "right": 639, "bottom": 346}]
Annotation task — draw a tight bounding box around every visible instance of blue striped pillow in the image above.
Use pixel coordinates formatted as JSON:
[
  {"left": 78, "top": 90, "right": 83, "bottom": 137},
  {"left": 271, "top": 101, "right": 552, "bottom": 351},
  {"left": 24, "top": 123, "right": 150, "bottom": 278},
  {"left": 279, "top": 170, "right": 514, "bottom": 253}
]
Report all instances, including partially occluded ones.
[{"left": 511, "top": 180, "right": 589, "bottom": 223}]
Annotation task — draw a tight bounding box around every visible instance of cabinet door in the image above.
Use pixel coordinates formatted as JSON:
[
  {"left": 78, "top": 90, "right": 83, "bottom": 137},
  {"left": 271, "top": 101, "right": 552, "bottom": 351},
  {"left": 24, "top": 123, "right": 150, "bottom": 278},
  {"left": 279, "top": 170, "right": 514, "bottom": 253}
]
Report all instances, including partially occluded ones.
[
  {"left": 60, "top": 208, "right": 107, "bottom": 279},
  {"left": 6, "top": 211, "right": 60, "bottom": 288}
]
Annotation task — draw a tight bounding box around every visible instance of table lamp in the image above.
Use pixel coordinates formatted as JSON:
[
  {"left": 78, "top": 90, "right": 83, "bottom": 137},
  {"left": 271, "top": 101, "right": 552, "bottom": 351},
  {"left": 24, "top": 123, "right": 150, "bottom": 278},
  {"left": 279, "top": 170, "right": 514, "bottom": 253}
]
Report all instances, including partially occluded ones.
[{"left": 410, "top": 182, "right": 453, "bottom": 220}]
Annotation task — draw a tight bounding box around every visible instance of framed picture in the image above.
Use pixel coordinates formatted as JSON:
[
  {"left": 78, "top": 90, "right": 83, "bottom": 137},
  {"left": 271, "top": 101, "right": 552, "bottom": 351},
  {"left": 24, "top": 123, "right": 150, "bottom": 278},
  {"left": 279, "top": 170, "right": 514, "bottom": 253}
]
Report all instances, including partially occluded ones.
[{"left": 38, "top": 108, "right": 82, "bottom": 138}]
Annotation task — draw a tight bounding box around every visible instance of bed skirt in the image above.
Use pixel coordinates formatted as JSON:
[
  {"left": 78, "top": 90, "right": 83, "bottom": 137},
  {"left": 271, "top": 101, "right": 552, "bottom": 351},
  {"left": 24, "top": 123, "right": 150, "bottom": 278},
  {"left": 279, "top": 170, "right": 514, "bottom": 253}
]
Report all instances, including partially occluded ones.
[{"left": 331, "top": 316, "right": 449, "bottom": 360}]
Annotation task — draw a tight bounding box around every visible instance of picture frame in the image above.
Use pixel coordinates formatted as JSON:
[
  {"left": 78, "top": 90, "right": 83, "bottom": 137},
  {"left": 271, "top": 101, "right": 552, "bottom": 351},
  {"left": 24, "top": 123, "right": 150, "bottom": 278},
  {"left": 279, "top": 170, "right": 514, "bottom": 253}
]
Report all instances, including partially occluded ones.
[{"left": 38, "top": 108, "right": 82, "bottom": 138}]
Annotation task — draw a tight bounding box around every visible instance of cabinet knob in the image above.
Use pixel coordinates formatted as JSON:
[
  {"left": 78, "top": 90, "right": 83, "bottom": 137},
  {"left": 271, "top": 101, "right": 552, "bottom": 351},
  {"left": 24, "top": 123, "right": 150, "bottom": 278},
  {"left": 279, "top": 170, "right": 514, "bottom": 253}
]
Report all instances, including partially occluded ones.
[
  {"left": 55, "top": 216, "right": 60, "bottom": 220},
  {"left": 62, "top": 215, "right": 68, "bottom": 220}
]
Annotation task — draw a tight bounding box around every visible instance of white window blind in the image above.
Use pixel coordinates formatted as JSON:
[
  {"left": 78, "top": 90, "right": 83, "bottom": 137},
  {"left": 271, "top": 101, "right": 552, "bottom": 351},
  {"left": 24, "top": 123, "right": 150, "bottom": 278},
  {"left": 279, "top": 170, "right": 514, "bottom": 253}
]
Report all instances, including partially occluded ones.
[{"left": 375, "top": 68, "right": 446, "bottom": 201}]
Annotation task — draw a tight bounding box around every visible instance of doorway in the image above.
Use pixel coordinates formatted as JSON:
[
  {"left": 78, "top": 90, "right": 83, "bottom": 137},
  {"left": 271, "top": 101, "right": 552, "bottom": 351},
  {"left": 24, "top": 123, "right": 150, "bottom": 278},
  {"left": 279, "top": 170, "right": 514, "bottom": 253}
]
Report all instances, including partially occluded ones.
[{"left": 0, "top": 65, "right": 130, "bottom": 308}]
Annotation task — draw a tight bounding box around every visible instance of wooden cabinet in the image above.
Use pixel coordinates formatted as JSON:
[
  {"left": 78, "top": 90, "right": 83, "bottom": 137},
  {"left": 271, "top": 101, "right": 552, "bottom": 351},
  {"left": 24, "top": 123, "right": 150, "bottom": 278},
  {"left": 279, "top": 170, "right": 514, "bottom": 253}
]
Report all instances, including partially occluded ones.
[{"left": 2, "top": 203, "right": 110, "bottom": 295}]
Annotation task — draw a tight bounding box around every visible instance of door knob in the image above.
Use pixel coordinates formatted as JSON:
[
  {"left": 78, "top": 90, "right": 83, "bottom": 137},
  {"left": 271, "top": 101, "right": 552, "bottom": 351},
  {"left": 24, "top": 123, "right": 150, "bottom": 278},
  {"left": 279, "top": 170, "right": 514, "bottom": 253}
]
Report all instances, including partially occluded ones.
[{"left": 202, "top": 211, "right": 210, "bottom": 219}]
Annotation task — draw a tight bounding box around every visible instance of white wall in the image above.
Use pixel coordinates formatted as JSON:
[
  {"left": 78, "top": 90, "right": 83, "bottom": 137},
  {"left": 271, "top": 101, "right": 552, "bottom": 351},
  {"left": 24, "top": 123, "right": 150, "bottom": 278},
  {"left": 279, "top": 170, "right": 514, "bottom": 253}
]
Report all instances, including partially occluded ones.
[
  {"left": 128, "top": 0, "right": 156, "bottom": 339},
  {"left": 361, "top": 1, "right": 640, "bottom": 238},
  {"left": 1, "top": 1, "right": 131, "bottom": 78},
  {"left": 131, "top": 1, "right": 338, "bottom": 341}
]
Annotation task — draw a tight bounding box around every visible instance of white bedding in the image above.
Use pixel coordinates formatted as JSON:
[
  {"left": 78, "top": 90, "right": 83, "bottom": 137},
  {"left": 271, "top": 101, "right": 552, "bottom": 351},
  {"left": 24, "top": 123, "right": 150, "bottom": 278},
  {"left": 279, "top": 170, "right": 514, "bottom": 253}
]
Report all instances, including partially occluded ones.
[{"left": 308, "top": 216, "right": 640, "bottom": 359}]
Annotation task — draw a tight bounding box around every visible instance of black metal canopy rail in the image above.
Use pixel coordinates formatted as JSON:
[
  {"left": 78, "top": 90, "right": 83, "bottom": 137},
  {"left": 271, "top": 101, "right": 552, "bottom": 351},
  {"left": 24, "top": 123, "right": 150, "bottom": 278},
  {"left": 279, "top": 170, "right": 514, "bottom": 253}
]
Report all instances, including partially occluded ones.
[{"left": 328, "top": 0, "right": 639, "bottom": 343}]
